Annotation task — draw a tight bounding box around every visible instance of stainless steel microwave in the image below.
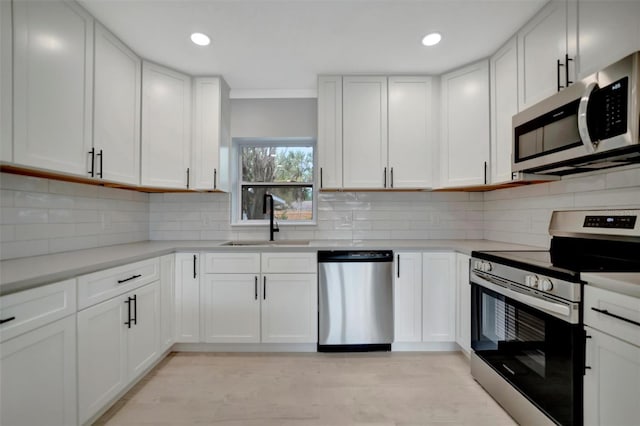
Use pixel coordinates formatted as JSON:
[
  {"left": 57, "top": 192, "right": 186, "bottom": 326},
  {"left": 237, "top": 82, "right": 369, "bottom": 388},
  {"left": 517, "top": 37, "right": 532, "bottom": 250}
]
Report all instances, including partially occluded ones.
[{"left": 512, "top": 51, "right": 640, "bottom": 175}]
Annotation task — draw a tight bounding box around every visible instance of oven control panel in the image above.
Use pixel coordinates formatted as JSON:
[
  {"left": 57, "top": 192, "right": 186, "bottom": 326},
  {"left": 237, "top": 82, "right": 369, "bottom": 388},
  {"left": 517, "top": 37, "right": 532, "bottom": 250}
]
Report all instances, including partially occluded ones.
[{"left": 583, "top": 215, "right": 637, "bottom": 229}]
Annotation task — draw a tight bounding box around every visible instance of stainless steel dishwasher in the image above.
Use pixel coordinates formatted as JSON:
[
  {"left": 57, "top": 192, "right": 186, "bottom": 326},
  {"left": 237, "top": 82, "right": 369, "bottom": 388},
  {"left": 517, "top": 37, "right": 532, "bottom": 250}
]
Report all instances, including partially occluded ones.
[{"left": 318, "top": 250, "right": 394, "bottom": 352}]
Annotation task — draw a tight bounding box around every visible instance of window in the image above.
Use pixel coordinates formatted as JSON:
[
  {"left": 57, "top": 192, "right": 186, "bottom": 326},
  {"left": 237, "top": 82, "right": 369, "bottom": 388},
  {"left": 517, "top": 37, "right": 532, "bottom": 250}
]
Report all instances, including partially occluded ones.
[{"left": 235, "top": 138, "right": 315, "bottom": 224}]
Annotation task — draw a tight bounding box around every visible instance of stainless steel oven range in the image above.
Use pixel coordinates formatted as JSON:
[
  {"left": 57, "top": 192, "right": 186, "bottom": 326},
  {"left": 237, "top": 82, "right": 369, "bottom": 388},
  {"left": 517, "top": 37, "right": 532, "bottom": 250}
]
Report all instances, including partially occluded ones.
[{"left": 470, "top": 209, "right": 640, "bottom": 426}]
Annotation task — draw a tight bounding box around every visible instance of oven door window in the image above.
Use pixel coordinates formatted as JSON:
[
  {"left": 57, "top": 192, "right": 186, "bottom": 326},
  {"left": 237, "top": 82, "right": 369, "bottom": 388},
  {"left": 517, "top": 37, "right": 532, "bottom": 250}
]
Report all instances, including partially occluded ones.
[{"left": 471, "top": 284, "right": 581, "bottom": 426}]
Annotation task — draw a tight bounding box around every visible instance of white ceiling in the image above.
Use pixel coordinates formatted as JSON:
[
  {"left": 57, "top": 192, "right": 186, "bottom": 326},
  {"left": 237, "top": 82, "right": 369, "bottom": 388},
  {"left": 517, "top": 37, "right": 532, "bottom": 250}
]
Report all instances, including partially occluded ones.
[{"left": 79, "top": 0, "right": 547, "bottom": 97}]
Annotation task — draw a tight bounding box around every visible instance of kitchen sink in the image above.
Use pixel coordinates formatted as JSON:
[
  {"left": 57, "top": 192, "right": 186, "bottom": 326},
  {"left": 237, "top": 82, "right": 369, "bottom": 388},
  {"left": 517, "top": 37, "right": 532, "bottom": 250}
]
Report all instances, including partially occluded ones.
[{"left": 221, "top": 240, "right": 311, "bottom": 246}]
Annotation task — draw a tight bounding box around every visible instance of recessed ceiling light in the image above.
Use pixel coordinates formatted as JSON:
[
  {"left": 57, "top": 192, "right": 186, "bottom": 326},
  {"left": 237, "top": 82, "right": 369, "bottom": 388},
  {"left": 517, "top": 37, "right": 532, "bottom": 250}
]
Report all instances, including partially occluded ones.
[
  {"left": 190, "top": 32, "right": 210, "bottom": 46},
  {"left": 422, "top": 32, "right": 442, "bottom": 47}
]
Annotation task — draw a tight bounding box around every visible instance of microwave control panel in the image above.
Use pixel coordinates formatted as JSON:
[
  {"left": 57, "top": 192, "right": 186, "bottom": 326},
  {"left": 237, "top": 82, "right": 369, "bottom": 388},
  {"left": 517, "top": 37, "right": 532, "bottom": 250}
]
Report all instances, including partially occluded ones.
[{"left": 589, "top": 76, "right": 628, "bottom": 140}]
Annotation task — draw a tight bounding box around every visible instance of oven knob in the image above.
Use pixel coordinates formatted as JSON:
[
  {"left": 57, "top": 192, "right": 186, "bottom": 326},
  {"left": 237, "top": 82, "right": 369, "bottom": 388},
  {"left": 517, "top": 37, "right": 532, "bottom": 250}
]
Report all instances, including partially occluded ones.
[
  {"left": 526, "top": 275, "right": 539, "bottom": 288},
  {"left": 482, "top": 262, "right": 492, "bottom": 272},
  {"left": 540, "top": 278, "right": 553, "bottom": 291}
]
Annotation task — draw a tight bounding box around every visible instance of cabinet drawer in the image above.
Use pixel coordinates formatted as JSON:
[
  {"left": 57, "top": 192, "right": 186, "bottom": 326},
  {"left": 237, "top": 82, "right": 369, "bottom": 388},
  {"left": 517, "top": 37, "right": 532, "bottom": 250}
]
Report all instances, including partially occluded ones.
[
  {"left": 78, "top": 258, "right": 159, "bottom": 310},
  {"left": 261, "top": 252, "right": 316, "bottom": 273},
  {"left": 204, "top": 253, "right": 260, "bottom": 274},
  {"left": 584, "top": 285, "right": 640, "bottom": 347},
  {"left": 0, "top": 279, "right": 76, "bottom": 343}
]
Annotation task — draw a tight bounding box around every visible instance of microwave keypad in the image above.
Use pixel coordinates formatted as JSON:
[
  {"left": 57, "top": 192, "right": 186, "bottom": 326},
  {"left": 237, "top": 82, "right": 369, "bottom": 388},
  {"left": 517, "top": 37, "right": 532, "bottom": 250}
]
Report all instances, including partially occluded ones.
[{"left": 592, "top": 77, "right": 628, "bottom": 140}]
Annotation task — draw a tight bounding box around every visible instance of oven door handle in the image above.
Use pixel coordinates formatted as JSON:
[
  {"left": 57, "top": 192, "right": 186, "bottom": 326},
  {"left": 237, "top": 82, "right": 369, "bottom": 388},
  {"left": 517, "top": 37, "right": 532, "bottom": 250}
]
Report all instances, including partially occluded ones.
[{"left": 472, "top": 273, "right": 572, "bottom": 318}]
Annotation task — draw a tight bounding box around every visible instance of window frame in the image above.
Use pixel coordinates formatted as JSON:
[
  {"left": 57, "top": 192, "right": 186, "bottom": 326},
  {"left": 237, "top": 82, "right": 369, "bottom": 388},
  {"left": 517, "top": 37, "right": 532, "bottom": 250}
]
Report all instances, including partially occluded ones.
[{"left": 231, "top": 137, "right": 317, "bottom": 226}]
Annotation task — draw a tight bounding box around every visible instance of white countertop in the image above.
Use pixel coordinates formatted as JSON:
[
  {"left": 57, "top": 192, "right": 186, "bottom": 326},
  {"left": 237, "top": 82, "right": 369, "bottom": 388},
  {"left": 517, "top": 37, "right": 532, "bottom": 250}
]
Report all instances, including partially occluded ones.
[
  {"left": 0, "top": 239, "right": 540, "bottom": 295},
  {"left": 582, "top": 272, "right": 640, "bottom": 298}
]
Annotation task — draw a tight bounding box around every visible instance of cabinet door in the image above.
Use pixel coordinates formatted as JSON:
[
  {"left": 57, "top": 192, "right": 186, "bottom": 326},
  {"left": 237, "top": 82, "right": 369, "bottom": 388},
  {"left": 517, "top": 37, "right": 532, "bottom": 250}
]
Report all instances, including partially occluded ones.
[
  {"left": 0, "top": 315, "right": 76, "bottom": 426},
  {"left": 388, "top": 76, "right": 434, "bottom": 188},
  {"left": 141, "top": 61, "right": 191, "bottom": 188},
  {"left": 317, "top": 75, "right": 343, "bottom": 189},
  {"left": 261, "top": 274, "right": 317, "bottom": 343},
  {"left": 422, "top": 253, "right": 456, "bottom": 342},
  {"left": 93, "top": 22, "right": 141, "bottom": 185},
  {"left": 440, "top": 60, "right": 490, "bottom": 187},
  {"left": 202, "top": 274, "right": 260, "bottom": 343},
  {"left": 343, "top": 76, "right": 388, "bottom": 188},
  {"left": 517, "top": 0, "right": 568, "bottom": 110},
  {"left": 490, "top": 37, "right": 518, "bottom": 184},
  {"left": 159, "top": 254, "right": 175, "bottom": 352},
  {"left": 175, "top": 253, "right": 200, "bottom": 343},
  {"left": 13, "top": 0, "right": 93, "bottom": 175},
  {"left": 77, "top": 296, "right": 127, "bottom": 424},
  {"left": 0, "top": 0, "right": 11, "bottom": 162},
  {"left": 455, "top": 254, "right": 471, "bottom": 354},
  {"left": 577, "top": 0, "right": 640, "bottom": 79},
  {"left": 192, "top": 77, "right": 226, "bottom": 190},
  {"left": 393, "top": 252, "right": 422, "bottom": 343},
  {"left": 584, "top": 326, "right": 640, "bottom": 426},
  {"left": 127, "top": 281, "right": 160, "bottom": 380}
]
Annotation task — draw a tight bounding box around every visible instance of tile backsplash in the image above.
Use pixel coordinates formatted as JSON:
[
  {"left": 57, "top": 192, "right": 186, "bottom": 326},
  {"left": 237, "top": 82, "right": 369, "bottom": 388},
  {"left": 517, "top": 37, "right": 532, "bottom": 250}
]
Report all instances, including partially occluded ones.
[
  {"left": 1, "top": 165, "right": 639, "bottom": 260},
  {"left": 0, "top": 173, "right": 149, "bottom": 260},
  {"left": 483, "top": 166, "right": 640, "bottom": 248},
  {"left": 149, "top": 191, "right": 485, "bottom": 242}
]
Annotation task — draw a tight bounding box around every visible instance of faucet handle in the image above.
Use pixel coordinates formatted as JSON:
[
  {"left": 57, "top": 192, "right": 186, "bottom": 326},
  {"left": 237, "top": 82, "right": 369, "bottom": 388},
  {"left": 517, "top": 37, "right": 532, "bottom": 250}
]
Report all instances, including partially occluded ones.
[{"left": 273, "top": 221, "right": 280, "bottom": 232}]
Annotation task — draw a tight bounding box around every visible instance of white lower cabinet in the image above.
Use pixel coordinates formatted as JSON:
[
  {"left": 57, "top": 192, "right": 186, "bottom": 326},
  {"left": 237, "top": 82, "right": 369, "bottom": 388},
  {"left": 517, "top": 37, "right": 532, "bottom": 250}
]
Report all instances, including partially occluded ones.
[
  {"left": 261, "top": 273, "right": 317, "bottom": 343},
  {"left": 159, "top": 254, "right": 175, "bottom": 352},
  {"left": 202, "top": 274, "right": 260, "bottom": 343},
  {"left": 393, "top": 252, "right": 423, "bottom": 343},
  {"left": 77, "top": 281, "right": 160, "bottom": 424},
  {"left": 393, "top": 252, "right": 457, "bottom": 347},
  {"left": 422, "top": 252, "right": 456, "bottom": 342},
  {"left": 584, "top": 326, "right": 640, "bottom": 426},
  {"left": 0, "top": 315, "right": 77, "bottom": 426},
  {"left": 455, "top": 254, "right": 471, "bottom": 354},
  {"left": 175, "top": 253, "right": 200, "bottom": 343},
  {"left": 201, "top": 252, "right": 317, "bottom": 344}
]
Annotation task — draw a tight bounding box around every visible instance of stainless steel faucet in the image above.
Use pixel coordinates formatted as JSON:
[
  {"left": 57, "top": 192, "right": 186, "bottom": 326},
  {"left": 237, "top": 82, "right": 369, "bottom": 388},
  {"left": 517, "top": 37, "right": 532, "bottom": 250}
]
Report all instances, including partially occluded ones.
[{"left": 262, "top": 193, "right": 279, "bottom": 241}]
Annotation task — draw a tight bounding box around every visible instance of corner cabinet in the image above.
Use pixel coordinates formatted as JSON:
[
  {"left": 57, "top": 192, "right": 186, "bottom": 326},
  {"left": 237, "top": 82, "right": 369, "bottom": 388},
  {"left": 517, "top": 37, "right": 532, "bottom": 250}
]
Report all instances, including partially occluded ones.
[
  {"left": 317, "top": 75, "right": 343, "bottom": 189},
  {"left": 439, "top": 60, "right": 490, "bottom": 188},
  {"left": 12, "top": 0, "right": 94, "bottom": 176},
  {"left": 192, "top": 77, "right": 231, "bottom": 191},
  {"left": 490, "top": 37, "right": 519, "bottom": 184},
  {"left": 342, "top": 76, "right": 388, "bottom": 188},
  {"left": 93, "top": 22, "right": 141, "bottom": 185},
  {"left": 388, "top": 76, "right": 434, "bottom": 188},
  {"left": 141, "top": 61, "right": 192, "bottom": 189}
]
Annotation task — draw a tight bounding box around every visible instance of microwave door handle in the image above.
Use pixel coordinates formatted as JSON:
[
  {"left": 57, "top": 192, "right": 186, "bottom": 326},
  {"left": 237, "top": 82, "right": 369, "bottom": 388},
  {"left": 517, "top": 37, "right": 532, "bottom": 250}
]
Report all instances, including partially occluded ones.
[{"left": 578, "top": 81, "right": 599, "bottom": 153}]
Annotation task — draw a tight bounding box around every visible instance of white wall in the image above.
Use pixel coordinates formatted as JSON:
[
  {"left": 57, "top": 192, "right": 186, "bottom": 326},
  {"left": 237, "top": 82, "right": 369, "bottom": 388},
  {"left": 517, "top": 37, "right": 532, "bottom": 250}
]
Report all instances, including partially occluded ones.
[
  {"left": 484, "top": 166, "right": 640, "bottom": 247},
  {"left": 231, "top": 98, "right": 317, "bottom": 138},
  {"left": 0, "top": 173, "right": 149, "bottom": 260}
]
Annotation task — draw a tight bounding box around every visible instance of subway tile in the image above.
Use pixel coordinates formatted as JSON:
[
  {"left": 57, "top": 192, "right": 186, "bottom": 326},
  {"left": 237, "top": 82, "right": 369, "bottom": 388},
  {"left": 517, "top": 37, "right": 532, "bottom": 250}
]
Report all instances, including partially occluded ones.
[
  {"left": 49, "top": 209, "right": 99, "bottom": 224},
  {"left": 0, "top": 240, "right": 49, "bottom": 259},
  {"left": 0, "top": 208, "right": 48, "bottom": 224},
  {"left": 199, "top": 230, "right": 233, "bottom": 240},
  {"left": 49, "top": 180, "right": 98, "bottom": 198},
  {"left": 574, "top": 188, "right": 640, "bottom": 208},
  {"left": 0, "top": 173, "right": 48, "bottom": 193},
  {"left": 605, "top": 167, "right": 640, "bottom": 189},
  {"left": 15, "top": 223, "right": 75, "bottom": 241},
  {"left": 0, "top": 225, "right": 16, "bottom": 242},
  {"left": 49, "top": 235, "right": 99, "bottom": 253},
  {"left": 14, "top": 192, "right": 74, "bottom": 209},
  {"left": 0, "top": 190, "right": 15, "bottom": 207},
  {"left": 548, "top": 173, "right": 606, "bottom": 195}
]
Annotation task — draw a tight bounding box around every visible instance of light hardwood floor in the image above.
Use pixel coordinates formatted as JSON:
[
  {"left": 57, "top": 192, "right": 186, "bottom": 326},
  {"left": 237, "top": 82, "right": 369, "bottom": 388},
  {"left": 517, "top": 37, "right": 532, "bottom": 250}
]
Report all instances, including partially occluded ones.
[{"left": 95, "top": 352, "right": 516, "bottom": 426}]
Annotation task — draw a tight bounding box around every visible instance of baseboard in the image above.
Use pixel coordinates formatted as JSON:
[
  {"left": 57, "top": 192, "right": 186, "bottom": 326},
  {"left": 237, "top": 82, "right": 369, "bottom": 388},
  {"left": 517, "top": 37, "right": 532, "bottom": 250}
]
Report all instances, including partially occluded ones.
[
  {"left": 391, "top": 341, "right": 460, "bottom": 352},
  {"left": 172, "top": 342, "right": 317, "bottom": 352}
]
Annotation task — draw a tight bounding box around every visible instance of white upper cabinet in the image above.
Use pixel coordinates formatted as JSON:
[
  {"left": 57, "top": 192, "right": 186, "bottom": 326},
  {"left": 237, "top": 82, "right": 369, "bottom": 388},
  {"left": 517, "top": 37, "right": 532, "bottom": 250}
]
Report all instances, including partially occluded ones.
[
  {"left": 577, "top": 0, "right": 640, "bottom": 79},
  {"left": 192, "top": 77, "right": 231, "bottom": 191},
  {"left": 517, "top": 0, "right": 576, "bottom": 110},
  {"left": 388, "top": 76, "right": 434, "bottom": 188},
  {"left": 317, "top": 75, "right": 343, "bottom": 189},
  {"left": 93, "top": 23, "right": 141, "bottom": 185},
  {"left": 342, "top": 76, "right": 388, "bottom": 188},
  {"left": 0, "top": 0, "right": 12, "bottom": 162},
  {"left": 12, "top": 0, "right": 94, "bottom": 176},
  {"left": 490, "top": 37, "right": 519, "bottom": 184},
  {"left": 439, "top": 60, "right": 490, "bottom": 188},
  {"left": 141, "top": 61, "right": 192, "bottom": 189}
]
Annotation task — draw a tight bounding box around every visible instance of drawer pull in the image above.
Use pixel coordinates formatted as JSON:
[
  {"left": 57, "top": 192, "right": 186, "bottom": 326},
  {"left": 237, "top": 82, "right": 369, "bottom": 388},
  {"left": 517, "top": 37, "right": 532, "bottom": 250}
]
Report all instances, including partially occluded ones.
[
  {"left": 591, "top": 307, "right": 640, "bottom": 328},
  {"left": 0, "top": 316, "right": 16, "bottom": 325},
  {"left": 117, "top": 274, "right": 142, "bottom": 284}
]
